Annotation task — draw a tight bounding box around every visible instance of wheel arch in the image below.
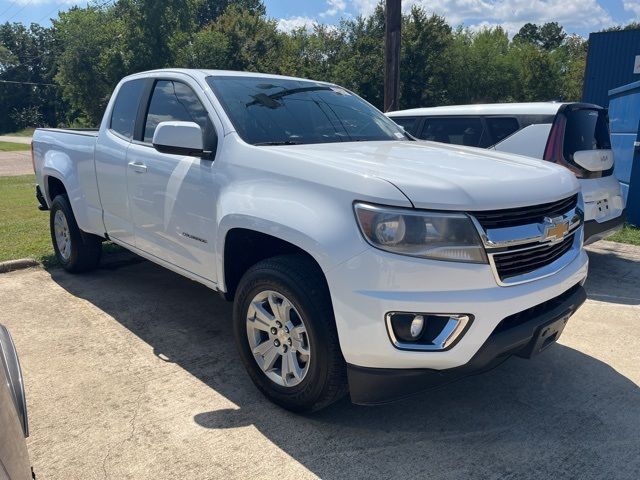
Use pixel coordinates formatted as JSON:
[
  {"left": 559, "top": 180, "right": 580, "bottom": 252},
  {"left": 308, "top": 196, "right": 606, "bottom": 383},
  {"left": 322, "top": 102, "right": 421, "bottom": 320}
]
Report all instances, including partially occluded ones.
[{"left": 220, "top": 226, "right": 329, "bottom": 301}]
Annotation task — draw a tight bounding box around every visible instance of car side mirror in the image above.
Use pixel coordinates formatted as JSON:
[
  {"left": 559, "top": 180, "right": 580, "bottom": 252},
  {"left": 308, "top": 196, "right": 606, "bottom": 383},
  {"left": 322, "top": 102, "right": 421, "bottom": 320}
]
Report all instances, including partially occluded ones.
[{"left": 152, "top": 121, "right": 204, "bottom": 157}]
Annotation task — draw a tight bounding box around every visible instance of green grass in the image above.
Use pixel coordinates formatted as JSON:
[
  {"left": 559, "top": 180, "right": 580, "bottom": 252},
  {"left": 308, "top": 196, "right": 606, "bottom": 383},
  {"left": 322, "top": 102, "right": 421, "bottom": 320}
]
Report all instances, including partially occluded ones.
[
  {"left": 608, "top": 224, "right": 640, "bottom": 246},
  {"left": 6, "top": 127, "right": 35, "bottom": 137},
  {"left": 0, "top": 175, "right": 54, "bottom": 265},
  {"left": 0, "top": 175, "right": 122, "bottom": 268},
  {"left": 0, "top": 141, "right": 30, "bottom": 152}
]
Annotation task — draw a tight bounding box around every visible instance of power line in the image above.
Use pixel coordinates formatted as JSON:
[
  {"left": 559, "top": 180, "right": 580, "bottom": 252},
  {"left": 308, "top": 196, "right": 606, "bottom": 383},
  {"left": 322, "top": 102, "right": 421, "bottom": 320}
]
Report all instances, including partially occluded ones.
[
  {"left": 0, "top": 1, "right": 20, "bottom": 20},
  {"left": 35, "top": 4, "right": 63, "bottom": 24},
  {"left": 5, "top": 0, "right": 35, "bottom": 23},
  {"left": 0, "top": 79, "right": 62, "bottom": 87}
]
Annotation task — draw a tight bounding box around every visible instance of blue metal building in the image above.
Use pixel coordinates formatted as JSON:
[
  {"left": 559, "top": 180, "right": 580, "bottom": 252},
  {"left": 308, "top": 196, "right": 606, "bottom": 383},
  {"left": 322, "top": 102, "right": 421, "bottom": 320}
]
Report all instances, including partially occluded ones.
[
  {"left": 583, "top": 29, "right": 640, "bottom": 107},
  {"left": 609, "top": 82, "right": 640, "bottom": 226}
]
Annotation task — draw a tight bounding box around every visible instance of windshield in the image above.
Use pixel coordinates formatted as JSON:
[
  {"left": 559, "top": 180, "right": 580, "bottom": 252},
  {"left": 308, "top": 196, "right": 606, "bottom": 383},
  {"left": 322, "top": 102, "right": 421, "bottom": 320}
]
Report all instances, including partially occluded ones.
[{"left": 207, "top": 76, "right": 407, "bottom": 145}]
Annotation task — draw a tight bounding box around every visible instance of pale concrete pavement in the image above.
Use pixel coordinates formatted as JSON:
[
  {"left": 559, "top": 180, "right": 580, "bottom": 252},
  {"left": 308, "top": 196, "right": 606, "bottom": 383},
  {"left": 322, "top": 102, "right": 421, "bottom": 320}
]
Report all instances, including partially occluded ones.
[{"left": 0, "top": 241, "right": 638, "bottom": 479}]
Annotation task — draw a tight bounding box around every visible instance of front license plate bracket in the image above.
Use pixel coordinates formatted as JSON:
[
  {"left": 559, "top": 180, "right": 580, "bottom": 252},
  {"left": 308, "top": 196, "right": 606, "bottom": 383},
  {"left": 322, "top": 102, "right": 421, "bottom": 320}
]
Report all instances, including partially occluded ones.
[{"left": 517, "top": 312, "right": 571, "bottom": 359}]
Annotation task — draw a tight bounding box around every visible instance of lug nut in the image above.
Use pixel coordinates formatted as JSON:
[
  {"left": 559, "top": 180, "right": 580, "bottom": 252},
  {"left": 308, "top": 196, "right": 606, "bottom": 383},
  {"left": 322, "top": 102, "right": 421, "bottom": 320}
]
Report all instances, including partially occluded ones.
[
  {"left": 282, "top": 345, "right": 288, "bottom": 352},
  {"left": 270, "top": 327, "right": 277, "bottom": 335},
  {"left": 287, "top": 338, "right": 292, "bottom": 346},
  {"left": 274, "top": 339, "right": 280, "bottom": 347},
  {"left": 276, "top": 321, "right": 282, "bottom": 328},
  {"left": 284, "top": 326, "right": 289, "bottom": 333}
]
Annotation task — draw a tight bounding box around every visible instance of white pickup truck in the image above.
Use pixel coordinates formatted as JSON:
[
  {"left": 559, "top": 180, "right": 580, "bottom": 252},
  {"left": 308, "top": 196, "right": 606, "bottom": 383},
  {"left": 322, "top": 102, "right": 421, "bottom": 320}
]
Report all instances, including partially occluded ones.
[{"left": 33, "top": 69, "right": 588, "bottom": 412}]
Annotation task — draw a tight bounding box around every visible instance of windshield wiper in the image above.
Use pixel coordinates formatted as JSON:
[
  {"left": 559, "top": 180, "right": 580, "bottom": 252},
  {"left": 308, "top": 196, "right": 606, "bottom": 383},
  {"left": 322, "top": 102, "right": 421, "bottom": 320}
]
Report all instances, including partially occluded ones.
[{"left": 253, "top": 140, "right": 302, "bottom": 146}]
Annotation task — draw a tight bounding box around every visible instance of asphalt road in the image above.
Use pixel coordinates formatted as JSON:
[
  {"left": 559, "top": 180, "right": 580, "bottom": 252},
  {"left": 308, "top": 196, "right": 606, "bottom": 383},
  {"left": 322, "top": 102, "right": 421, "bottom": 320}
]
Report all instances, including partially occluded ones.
[{"left": 0, "top": 241, "right": 638, "bottom": 479}]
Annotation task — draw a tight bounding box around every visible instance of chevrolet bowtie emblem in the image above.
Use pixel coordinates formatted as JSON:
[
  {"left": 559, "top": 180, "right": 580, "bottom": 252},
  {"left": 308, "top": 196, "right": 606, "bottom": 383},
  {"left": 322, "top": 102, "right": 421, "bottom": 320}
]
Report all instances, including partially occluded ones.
[{"left": 542, "top": 216, "right": 569, "bottom": 241}]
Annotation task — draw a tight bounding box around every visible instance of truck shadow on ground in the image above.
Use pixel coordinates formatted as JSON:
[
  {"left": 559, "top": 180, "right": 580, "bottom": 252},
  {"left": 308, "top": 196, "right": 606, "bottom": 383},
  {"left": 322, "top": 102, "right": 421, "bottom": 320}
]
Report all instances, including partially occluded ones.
[{"left": 48, "top": 247, "right": 640, "bottom": 479}]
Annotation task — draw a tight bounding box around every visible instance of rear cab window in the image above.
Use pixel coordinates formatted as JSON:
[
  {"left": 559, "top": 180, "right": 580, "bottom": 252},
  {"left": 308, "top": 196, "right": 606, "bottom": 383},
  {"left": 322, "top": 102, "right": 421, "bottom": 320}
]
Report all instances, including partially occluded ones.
[
  {"left": 418, "top": 117, "right": 490, "bottom": 148},
  {"left": 109, "top": 79, "right": 146, "bottom": 139}
]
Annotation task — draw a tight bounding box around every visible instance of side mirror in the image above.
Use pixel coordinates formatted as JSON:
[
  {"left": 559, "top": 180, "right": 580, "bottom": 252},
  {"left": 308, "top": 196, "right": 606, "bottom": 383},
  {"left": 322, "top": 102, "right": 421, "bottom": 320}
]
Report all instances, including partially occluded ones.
[
  {"left": 573, "top": 149, "right": 614, "bottom": 172},
  {"left": 152, "top": 121, "right": 204, "bottom": 157}
]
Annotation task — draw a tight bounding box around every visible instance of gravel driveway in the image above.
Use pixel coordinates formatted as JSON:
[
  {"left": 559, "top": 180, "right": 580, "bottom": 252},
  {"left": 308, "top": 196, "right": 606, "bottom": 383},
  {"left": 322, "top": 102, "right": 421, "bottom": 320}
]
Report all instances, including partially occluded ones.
[{"left": 0, "top": 151, "right": 33, "bottom": 176}]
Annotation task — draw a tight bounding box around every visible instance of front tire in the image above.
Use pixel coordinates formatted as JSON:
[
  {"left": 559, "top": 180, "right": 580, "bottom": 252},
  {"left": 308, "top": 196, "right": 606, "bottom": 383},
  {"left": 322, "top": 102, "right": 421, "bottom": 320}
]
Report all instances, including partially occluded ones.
[
  {"left": 233, "top": 254, "right": 347, "bottom": 412},
  {"left": 50, "top": 194, "right": 102, "bottom": 272}
]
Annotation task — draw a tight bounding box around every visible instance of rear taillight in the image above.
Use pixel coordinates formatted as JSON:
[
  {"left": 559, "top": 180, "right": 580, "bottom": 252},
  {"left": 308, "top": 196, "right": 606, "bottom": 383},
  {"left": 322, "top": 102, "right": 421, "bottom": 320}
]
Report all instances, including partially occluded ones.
[
  {"left": 30, "top": 142, "right": 35, "bottom": 173},
  {"left": 543, "top": 114, "right": 583, "bottom": 178},
  {"left": 543, "top": 114, "right": 566, "bottom": 164}
]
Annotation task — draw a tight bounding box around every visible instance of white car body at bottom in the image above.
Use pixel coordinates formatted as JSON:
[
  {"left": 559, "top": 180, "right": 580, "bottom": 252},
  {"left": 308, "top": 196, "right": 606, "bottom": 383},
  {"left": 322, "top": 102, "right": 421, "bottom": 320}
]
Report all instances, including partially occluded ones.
[{"left": 33, "top": 70, "right": 589, "bottom": 408}]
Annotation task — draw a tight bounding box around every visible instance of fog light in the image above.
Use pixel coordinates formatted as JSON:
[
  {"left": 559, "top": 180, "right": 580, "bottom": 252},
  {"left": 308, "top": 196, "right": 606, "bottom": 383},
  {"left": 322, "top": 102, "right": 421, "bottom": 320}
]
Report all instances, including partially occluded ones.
[
  {"left": 386, "top": 312, "right": 472, "bottom": 351},
  {"left": 410, "top": 315, "right": 424, "bottom": 338}
]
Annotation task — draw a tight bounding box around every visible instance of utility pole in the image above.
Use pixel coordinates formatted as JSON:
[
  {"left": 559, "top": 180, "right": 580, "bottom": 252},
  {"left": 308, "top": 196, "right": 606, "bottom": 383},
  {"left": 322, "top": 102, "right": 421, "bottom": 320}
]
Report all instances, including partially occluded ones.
[{"left": 384, "top": 0, "right": 401, "bottom": 112}]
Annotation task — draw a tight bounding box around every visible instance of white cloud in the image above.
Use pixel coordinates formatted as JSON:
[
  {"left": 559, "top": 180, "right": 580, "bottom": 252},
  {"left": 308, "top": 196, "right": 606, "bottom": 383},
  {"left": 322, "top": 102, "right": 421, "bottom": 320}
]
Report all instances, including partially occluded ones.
[
  {"left": 350, "top": 0, "right": 379, "bottom": 17},
  {"left": 320, "top": 0, "right": 347, "bottom": 18},
  {"left": 347, "top": 0, "right": 614, "bottom": 33},
  {"left": 623, "top": 1, "right": 640, "bottom": 19},
  {"left": 16, "top": 0, "right": 81, "bottom": 4},
  {"left": 277, "top": 16, "right": 317, "bottom": 33}
]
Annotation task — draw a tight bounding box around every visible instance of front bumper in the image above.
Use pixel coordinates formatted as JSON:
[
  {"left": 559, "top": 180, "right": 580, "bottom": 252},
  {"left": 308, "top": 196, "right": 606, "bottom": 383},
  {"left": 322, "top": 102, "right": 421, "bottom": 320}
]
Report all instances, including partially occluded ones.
[
  {"left": 326, "top": 245, "right": 588, "bottom": 370},
  {"left": 348, "top": 283, "right": 587, "bottom": 405}
]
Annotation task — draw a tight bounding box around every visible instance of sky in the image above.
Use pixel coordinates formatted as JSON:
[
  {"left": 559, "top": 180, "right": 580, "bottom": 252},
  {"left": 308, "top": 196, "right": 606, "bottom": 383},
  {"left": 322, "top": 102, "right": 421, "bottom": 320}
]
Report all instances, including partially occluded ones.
[{"left": 0, "top": 0, "right": 639, "bottom": 36}]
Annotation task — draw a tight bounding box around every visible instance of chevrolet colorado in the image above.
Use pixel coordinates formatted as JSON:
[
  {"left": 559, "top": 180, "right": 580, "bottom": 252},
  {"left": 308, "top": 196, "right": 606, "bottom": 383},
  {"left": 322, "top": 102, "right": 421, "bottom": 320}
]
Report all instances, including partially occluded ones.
[{"left": 33, "top": 69, "right": 588, "bottom": 412}]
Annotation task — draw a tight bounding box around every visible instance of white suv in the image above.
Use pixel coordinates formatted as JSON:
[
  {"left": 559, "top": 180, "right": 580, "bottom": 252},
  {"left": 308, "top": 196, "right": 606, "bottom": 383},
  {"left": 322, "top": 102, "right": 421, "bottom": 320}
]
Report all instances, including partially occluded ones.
[{"left": 388, "top": 102, "right": 625, "bottom": 244}]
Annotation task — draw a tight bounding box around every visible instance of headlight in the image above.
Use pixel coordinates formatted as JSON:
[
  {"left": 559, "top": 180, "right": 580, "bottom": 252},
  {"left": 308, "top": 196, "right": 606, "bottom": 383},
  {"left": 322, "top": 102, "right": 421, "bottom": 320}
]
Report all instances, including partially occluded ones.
[{"left": 354, "top": 202, "right": 488, "bottom": 264}]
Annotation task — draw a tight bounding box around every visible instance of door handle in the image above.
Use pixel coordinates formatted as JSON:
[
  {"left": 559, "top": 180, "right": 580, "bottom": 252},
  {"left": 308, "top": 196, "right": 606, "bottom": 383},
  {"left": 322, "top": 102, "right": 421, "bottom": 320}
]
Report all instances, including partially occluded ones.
[
  {"left": 634, "top": 141, "right": 640, "bottom": 149},
  {"left": 128, "top": 161, "right": 148, "bottom": 173}
]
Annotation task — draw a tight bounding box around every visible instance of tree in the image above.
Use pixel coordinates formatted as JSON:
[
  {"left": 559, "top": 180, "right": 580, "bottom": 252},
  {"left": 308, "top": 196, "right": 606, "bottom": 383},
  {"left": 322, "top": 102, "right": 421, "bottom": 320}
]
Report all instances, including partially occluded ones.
[
  {"left": 399, "top": 9, "right": 452, "bottom": 108},
  {"left": 554, "top": 34, "right": 587, "bottom": 101},
  {"left": 0, "top": 22, "right": 64, "bottom": 132},
  {"left": 514, "top": 22, "right": 565, "bottom": 51},
  {"left": 279, "top": 24, "right": 345, "bottom": 80},
  {"left": 332, "top": 6, "right": 386, "bottom": 109},
  {"left": 601, "top": 22, "right": 640, "bottom": 32},
  {"left": 513, "top": 23, "right": 539, "bottom": 45},
  {"left": 209, "top": 5, "right": 284, "bottom": 73},
  {"left": 195, "top": 0, "right": 265, "bottom": 28},
  {"left": 447, "top": 27, "right": 518, "bottom": 104},
  {"left": 54, "top": 6, "right": 126, "bottom": 124},
  {"left": 512, "top": 42, "right": 562, "bottom": 101},
  {"left": 539, "top": 22, "right": 566, "bottom": 50}
]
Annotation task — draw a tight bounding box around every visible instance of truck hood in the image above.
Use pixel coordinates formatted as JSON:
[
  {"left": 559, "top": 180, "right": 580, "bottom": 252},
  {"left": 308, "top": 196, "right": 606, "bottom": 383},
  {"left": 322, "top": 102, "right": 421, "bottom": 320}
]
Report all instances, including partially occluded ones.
[{"left": 269, "top": 140, "right": 580, "bottom": 210}]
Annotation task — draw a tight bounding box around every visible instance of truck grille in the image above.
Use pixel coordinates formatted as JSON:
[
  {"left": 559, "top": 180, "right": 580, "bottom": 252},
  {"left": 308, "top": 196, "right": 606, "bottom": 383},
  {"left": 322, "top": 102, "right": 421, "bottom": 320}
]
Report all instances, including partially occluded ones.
[
  {"left": 472, "top": 194, "right": 578, "bottom": 229},
  {"left": 492, "top": 234, "right": 575, "bottom": 281}
]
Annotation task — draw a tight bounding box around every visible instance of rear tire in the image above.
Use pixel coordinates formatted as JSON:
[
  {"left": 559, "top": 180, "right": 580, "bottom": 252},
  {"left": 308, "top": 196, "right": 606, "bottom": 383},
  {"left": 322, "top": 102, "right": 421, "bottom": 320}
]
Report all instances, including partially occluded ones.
[
  {"left": 233, "top": 254, "right": 347, "bottom": 412},
  {"left": 50, "top": 194, "right": 102, "bottom": 272}
]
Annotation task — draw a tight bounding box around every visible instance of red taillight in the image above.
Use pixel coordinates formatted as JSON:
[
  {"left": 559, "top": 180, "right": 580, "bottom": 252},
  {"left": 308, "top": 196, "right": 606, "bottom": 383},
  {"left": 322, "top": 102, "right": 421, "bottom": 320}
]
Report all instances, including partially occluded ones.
[
  {"left": 543, "top": 114, "right": 583, "bottom": 178},
  {"left": 543, "top": 114, "right": 566, "bottom": 164},
  {"left": 30, "top": 142, "right": 35, "bottom": 174}
]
